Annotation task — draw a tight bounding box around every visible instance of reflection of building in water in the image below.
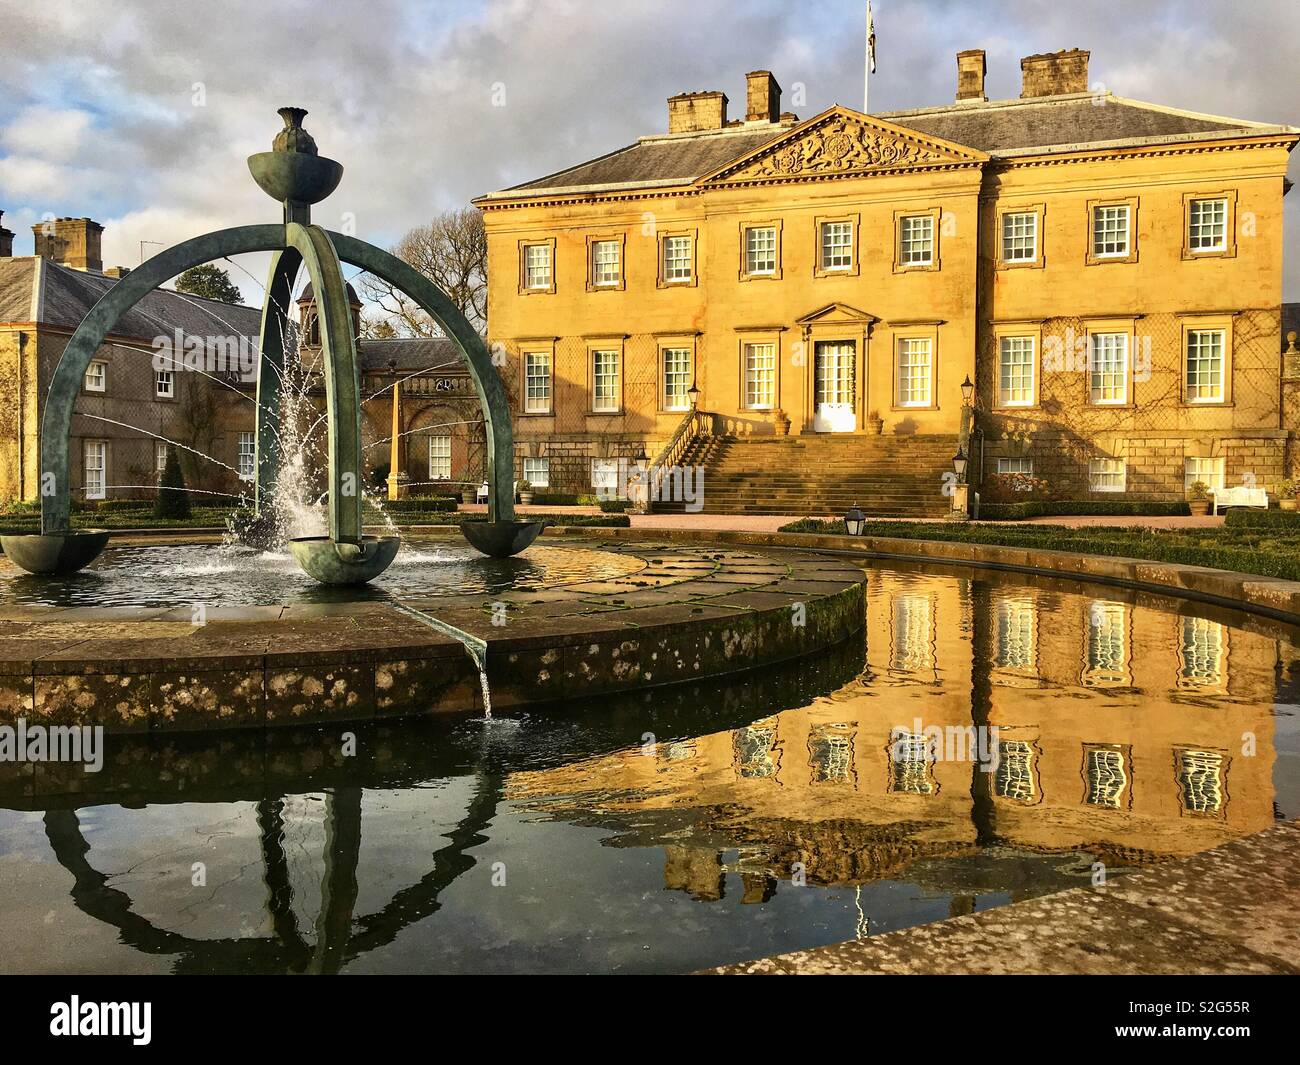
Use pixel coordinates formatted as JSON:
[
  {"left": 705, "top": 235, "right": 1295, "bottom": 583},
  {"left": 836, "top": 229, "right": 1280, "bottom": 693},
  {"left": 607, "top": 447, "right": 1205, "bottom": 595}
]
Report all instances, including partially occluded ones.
[{"left": 506, "top": 568, "right": 1284, "bottom": 900}]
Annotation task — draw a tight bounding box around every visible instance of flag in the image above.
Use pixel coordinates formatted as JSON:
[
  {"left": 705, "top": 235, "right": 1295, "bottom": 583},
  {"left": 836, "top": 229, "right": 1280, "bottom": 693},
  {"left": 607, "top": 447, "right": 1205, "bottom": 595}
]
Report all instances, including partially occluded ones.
[{"left": 867, "top": 0, "right": 876, "bottom": 74}]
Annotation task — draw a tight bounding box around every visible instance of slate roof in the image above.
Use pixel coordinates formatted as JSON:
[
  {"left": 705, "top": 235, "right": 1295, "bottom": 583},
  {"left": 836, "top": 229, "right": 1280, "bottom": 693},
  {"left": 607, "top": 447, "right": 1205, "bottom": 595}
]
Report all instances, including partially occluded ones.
[
  {"left": 500, "top": 126, "right": 790, "bottom": 194},
  {"left": 0, "top": 256, "right": 472, "bottom": 374},
  {"left": 882, "top": 95, "right": 1273, "bottom": 153},
  {"left": 485, "top": 93, "right": 1295, "bottom": 199}
]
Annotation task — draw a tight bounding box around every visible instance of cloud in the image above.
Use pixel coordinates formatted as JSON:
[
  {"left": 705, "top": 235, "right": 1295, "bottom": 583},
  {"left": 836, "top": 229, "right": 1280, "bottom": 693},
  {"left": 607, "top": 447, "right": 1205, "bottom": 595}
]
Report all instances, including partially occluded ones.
[{"left": 0, "top": 0, "right": 1296, "bottom": 294}]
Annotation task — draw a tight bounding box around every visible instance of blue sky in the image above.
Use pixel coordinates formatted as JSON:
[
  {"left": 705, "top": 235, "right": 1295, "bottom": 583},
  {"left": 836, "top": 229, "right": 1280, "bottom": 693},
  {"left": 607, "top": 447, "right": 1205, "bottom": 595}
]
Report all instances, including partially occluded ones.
[{"left": 2, "top": 0, "right": 1298, "bottom": 298}]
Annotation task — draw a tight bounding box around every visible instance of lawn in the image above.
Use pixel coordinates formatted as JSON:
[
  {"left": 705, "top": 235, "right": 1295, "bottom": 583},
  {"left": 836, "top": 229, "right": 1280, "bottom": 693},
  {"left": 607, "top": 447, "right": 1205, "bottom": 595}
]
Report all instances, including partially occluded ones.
[{"left": 777, "top": 510, "right": 1300, "bottom": 582}]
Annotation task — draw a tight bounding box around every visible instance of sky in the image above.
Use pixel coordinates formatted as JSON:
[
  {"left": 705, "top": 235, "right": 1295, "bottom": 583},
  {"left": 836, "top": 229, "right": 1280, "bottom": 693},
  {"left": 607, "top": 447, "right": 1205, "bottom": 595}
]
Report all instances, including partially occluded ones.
[{"left": 1, "top": 0, "right": 1298, "bottom": 300}]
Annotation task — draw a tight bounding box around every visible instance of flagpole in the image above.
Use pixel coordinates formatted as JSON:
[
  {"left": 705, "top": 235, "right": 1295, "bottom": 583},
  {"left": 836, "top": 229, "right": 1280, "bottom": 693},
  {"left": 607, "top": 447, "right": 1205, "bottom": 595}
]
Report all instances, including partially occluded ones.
[{"left": 864, "top": 0, "right": 871, "bottom": 113}]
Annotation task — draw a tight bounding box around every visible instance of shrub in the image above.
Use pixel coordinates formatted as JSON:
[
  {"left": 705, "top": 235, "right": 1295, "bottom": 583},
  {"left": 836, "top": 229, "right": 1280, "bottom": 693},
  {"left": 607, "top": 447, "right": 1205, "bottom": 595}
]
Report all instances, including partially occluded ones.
[
  {"left": 154, "top": 445, "right": 191, "bottom": 520},
  {"left": 96, "top": 498, "right": 153, "bottom": 513},
  {"left": 977, "top": 500, "right": 1190, "bottom": 520},
  {"left": 1224, "top": 508, "right": 1300, "bottom": 530},
  {"left": 531, "top": 492, "right": 599, "bottom": 506},
  {"left": 981, "top": 471, "right": 1051, "bottom": 504},
  {"left": 598, "top": 498, "right": 632, "bottom": 513},
  {"left": 374, "top": 496, "right": 458, "bottom": 514}
]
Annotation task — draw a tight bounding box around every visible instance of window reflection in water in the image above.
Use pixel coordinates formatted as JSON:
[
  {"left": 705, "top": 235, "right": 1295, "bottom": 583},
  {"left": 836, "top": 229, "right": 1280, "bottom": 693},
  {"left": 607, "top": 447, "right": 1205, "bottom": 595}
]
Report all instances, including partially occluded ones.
[{"left": 1083, "top": 600, "right": 1130, "bottom": 687}]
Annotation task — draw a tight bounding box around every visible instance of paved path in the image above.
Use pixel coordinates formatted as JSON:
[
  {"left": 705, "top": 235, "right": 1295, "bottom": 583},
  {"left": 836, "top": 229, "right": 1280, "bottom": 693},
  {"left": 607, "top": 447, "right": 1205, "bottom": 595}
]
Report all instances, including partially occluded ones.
[
  {"left": 624, "top": 512, "right": 1226, "bottom": 532},
  {"left": 709, "top": 819, "right": 1300, "bottom": 975}
]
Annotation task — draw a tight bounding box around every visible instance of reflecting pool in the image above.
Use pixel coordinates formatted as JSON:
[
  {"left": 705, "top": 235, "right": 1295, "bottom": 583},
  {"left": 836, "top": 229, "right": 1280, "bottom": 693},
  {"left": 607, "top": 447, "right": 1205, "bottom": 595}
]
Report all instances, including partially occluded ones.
[{"left": 2, "top": 561, "right": 1297, "bottom": 974}]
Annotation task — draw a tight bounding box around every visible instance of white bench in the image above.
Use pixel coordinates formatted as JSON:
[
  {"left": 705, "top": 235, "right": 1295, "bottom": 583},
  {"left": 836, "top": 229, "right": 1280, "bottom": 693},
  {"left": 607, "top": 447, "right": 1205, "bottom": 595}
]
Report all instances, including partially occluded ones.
[{"left": 1211, "top": 486, "right": 1268, "bottom": 515}]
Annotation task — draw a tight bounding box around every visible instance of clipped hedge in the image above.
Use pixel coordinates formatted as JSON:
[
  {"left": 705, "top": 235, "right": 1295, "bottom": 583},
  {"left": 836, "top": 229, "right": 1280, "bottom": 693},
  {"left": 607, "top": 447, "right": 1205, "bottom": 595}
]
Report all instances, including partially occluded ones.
[
  {"left": 978, "top": 499, "right": 1191, "bottom": 520},
  {"left": 598, "top": 499, "right": 632, "bottom": 513},
  {"left": 775, "top": 517, "right": 1300, "bottom": 582},
  {"left": 531, "top": 492, "right": 599, "bottom": 506},
  {"left": 1224, "top": 508, "right": 1300, "bottom": 530},
  {"left": 370, "top": 496, "right": 458, "bottom": 514}
]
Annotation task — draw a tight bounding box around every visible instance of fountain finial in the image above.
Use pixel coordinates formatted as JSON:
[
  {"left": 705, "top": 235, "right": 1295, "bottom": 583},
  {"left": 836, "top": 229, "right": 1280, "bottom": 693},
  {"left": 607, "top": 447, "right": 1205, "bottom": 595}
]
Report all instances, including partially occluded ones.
[
  {"left": 273, "top": 107, "right": 318, "bottom": 155},
  {"left": 248, "top": 106, "right": 343, "bottom": 221}
]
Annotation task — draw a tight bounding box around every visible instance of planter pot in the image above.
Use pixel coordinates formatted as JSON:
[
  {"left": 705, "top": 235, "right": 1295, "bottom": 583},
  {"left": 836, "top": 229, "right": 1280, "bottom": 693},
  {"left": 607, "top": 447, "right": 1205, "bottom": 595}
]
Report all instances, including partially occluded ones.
[
  {"left": 866, "top": 419, "right": 884, "bottom": 435},
  {"left": 460, "top": 490, "right": 476, "bottom": 505},
  {"left": 519, "top": 493, "right": 534, "bottom": 506},
  {"left": 772, "top": 410, "right": 791, "bottom": 436},
  {"left": 1189, "top": 501, "right": 1211, "bottom": 516},
  {"left": 1281, "top": 498, "right": 1298, "bottom": 512}
]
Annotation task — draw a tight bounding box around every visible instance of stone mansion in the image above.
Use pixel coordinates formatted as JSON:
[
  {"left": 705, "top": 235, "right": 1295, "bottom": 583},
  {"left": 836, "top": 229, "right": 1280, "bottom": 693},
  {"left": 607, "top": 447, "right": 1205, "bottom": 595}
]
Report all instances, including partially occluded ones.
[{"left": 476, "top": 47, "right": 1300, "bottom": 515}]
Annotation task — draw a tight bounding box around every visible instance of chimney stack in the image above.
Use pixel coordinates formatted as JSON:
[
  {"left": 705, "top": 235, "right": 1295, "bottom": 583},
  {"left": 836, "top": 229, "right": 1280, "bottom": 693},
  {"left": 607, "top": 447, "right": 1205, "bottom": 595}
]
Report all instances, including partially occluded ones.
[
  {"left": 667, "top": 91, "right": 728, "bottom": 133},
  {"left": 31, "top": 216, "right": 103, "bottom": 272},
  {"left": 956, "top": 50, "right": 987, "bottom": 102},
  {"left": 744, "top": 70, "right": 782, "bottom": 123},
  {"left": 0, "top": 211, "right": 13, "bottom": 258},
  {"left": 1020, "top": 48, "right": 1090, "bottom": 98}
]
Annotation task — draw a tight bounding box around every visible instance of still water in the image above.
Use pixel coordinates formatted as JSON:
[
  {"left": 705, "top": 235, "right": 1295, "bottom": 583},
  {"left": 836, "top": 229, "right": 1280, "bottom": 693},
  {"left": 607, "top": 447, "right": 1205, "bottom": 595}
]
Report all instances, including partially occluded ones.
[
  {"left": 1, "top": 562, "right": 1297, "bottom": 974},
  {"left": 0, "top": 541, "right": 644, "bottom": 607}
]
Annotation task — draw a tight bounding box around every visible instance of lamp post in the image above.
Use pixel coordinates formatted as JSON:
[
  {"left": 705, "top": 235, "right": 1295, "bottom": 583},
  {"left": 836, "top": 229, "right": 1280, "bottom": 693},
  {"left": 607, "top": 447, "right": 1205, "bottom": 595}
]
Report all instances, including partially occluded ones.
[
  {"left": 960, "top": 375, "right": 974, "bottom": 407},
  {"left": 386, "top": 358, "right": 408, "bottom": 502},
  {"left": 844, "top": 503, "right": 866, "bottom": 536},
  {"left": 949, "top": 447, "right": 970, "bottom": 522},
  {"left": 687, "top": 382, "right": 700, "bottom": 410}
]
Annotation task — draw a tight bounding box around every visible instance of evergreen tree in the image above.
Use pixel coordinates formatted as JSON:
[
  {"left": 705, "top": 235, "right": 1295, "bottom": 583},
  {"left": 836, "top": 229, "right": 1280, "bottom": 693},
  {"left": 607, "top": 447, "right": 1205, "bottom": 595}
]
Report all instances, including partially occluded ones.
[
  {"left": 154, "top": 444, "right": 191, "bottom": 519},
  {"left": 175, "top": 264, "right": 243, "bottom": 304}
]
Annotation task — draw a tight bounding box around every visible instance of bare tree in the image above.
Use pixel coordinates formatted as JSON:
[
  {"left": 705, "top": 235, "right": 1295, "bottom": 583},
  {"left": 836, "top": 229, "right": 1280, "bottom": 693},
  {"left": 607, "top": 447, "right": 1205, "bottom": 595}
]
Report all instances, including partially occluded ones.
[{"left": 360, "top": 208, "right": 487, "bottom": 337}]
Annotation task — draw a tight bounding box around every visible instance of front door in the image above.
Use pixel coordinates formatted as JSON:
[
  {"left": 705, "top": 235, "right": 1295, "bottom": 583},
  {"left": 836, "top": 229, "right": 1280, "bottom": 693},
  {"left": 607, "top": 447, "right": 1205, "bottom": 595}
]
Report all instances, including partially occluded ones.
[{"left": 813, "top": 341, "right": 856, "bottom": 432}]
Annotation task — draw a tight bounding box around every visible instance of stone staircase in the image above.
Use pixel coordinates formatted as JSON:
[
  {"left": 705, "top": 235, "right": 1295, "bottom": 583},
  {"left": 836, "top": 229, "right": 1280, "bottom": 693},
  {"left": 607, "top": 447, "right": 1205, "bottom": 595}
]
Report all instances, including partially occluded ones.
[{"left": 654, "top": 433, "right": 958, "bottom": 517}]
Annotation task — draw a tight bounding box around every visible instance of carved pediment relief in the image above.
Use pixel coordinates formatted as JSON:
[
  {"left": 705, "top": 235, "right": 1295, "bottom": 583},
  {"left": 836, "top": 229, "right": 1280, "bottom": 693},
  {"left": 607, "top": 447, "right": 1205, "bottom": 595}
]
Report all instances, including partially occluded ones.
[{"left": 704, "top": 109, "right": 984, "bottom": 185}]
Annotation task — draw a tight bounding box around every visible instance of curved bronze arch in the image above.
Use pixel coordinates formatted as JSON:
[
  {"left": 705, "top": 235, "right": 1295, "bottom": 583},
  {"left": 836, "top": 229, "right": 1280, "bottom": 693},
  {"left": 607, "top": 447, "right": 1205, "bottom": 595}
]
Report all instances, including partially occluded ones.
[
  {"left": 329, "top": 232, "right": 514, "bottom": 523},
  {"left": 38, "top": 224, "right": 286, "bottom": 534},
  {"left": 34, "top": 224, "right": 513, "bottom": 539}
]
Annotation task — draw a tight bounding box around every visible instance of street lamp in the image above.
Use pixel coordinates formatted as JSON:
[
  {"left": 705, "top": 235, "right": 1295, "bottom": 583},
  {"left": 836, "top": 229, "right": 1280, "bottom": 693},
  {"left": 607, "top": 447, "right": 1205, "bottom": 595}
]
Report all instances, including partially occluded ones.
[
  {"left": 952, "top": 448, "right": 968, "bottom": 482},
  {"left": 844, "top": 504, "right": 866, "bottom": 536},
  {"left": 960, "top": 375, "right": 974, "bottom": 407},
  {"left": 687, "top": 382, "right": 700, "bottom": 410}
]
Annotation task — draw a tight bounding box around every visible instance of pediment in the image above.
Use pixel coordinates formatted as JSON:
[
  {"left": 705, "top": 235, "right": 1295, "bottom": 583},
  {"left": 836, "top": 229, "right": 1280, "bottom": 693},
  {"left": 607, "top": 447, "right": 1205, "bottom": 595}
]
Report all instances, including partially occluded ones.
[
  {"left": 796, "top": 302, "right": 877, "bottom": 327},
  {"left": 702, "top": 107, "right": 986, "bottom": 185}
]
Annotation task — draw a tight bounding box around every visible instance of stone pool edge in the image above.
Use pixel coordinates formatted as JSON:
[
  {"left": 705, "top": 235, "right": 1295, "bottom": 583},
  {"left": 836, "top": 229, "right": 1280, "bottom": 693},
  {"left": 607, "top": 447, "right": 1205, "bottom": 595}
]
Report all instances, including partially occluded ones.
[
  {"left": 0, "top": 540, "right": 865, "bottom": 739},
  {"left": 541, "top": 526, "right": 1300, "bottom": 625}
]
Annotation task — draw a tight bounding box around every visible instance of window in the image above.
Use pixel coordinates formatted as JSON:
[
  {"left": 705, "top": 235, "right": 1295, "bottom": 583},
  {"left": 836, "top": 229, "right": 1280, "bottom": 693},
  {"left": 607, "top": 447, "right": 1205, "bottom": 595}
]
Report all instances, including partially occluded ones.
[
  {"left": 998, "top": 336, "right": 1035, "bottom": 407},
  {"left": 898, "top": 214, "right": 934, "bottom": 266},
  {"left": 1084, "top": 601, "right": 1129, "bottom": 688},
  {"left": 1177, "top": 749, "right": 1225, "bottom": 815},
  {"left": 1084, "top": 746, "right": 1128, "bottom": 808},
  {"left": 819, "top": 221, "right": 853, "bottom": 271},
  {"left": 1178, "top": 616, "right": 1225, "bottom": 690},
  {"left": 815, "top": 342, "right": 855, "bottom": 407},
  {"left": 996, "top": 740, "right": 1037, "bottom": 802},
  {"left": 662, "top": 347, "right": 691, "bottom": 411},
  {"left": 428, "top": 435, "right": 451, "bottom": 480},
  {"left": 1091, "top": 204, "right": 1130, "bottom": 258},
  {"left": 237, "top": 431, "right": 255, "bottom": 481},
  {"left": 524, "top": 351, "right": 551, "bottom": 414},
  {"left": 155, "top": 368, "right": 174, "bottom": 398},
  {"left": 997, "top": 457, "right": 1033, "bottom": 477},
  {"left": 662, "top": 235, "right": 692, "bottom": 283},
  {"left": 743, "top": 342, "right": 776, "bottom": 410},
  {"left": 1089, "top": 458, "right": 1126, "bottom": 493},
  {"left": 591, "top": 240, "right": 620, "bottom": 286},
  {"left": 1089, "top": 332, "right": 1129, "bottom": 405},
  {"left": 84, "top": 440, "right": 107, "bottom": 500},
  {"left": 1184, "top": 456, "right": 1225, "bottom": 493},
  {"left": 591, "top": 349, "right": 620, "bottom": 412},
  {"left": 734, "top": 722, "right": 778, "bottom": 779},
  {"left": 523, "top": 243, "right": 551, "bottom": 289},
  {"left": 889, "top": 731, "right": 935, "bottom": 794},
  {"left": 995, "top": 597, "right": 1036, "bottom": 672},
  {"left": 1188, "top": 197, "right": 1228, "bottom": 253},
  {"left": 809, "top": 724, "right": 853, "bottom": 784},
  {"left": 154, "top": 442, "right": 168, "bottom": 479},
  {"left": 1001, "top": 211, "right": 1038, "bottom": 262},
  {"left": 1185, "top": 329, "right": 1226, "bottom": 403},
  {"left": 85, "top": 361, "right": 107, "bottom": 392},
  {"left": 896, "top": 337, "right": 933, "bottom": 407},
  {"left": 890, "top": 594, "right": 934, "bottom": 675},
  {"left": 744, "top": 226, "right": 777, "bottom": 275},
  {"left": 590, "top": 458, "right": 619, "bottom": 492},
  {"left": 522, "top": 456, "right": 549, "bottom": 488}
]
